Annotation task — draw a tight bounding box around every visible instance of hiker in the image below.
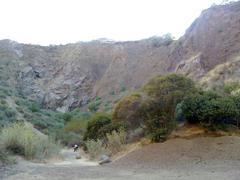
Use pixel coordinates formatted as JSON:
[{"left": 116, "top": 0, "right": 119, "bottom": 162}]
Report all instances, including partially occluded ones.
[{"left": 73, "top": 144, "right": 79, "bottom": 152}]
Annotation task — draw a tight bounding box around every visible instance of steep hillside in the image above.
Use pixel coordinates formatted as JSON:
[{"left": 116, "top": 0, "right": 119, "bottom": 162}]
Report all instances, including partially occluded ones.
[
  {"left": 0, "top": 1, "right": 240, "bottom": 112},
  {"left": 175, "top": 1, "right": 240, "bottom": 79}
]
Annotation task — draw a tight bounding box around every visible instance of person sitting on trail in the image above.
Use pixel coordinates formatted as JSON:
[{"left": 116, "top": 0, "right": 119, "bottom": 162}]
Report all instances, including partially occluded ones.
[{"left": 73, "top": 144, "right": 79, "bottom": 152}]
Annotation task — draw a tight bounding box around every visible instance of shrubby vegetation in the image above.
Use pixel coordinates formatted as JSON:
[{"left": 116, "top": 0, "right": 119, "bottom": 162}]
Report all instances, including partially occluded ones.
[
  {"left": 0, "top": 97, "right": 17, "bottom": 127},
  {"left": 85, "top": 129, "right": 127, "bottom": 159},
  {"left": 88, "top": 96, "right": 102, "bottom": 112},
  {"left": 84, "top": 112, "right": 123, "bottom": 141},
  {"left": 145, "top": 111, "right": 169, "bottom": 142},
  {"left": 80, "top": 112, "right": 127, "bottom": 159},
  {"left": 179, "top": 91, "right": 240, "bottom": 129},
  {"left": 53, "top": 109, "right": 92, "bottom": 146},
  {"left": 55, "top": 131, "right": 83, "bottom": 147},
  {"left": 14, "top": 98, "right": 65, "bottom": 135},
  {"left": 112, "top": 73, "right": 240, "bottom": 142},
  {"left": 0, "top": 123, "right": 60, "bottom": 160},
  {"left": 112, "top": 74, "right": 197, "bottom": 142},
  {"left": 106, "top": 129, "right": 126, "bottom": 154},
  {"left": 223, "top": 81, "right": 240, "bottom": 95},
  {"left": 0, "top": 58, "right": 64, "bottom": 162},
  {"left": 143, "top": 73, "right": 196, "bottom": 119},
  {"left": 0, "top": 142, "right": 12, "bottom": 165},
  {"left": 2, "top": 71, "right": 240, "bottom": 161},
  {"left": 142, "top": 74, "right": 196, "bottom": 141},
  {"left": 64, "top": 119, "right": 88, "bottom": 134},
  {"left": 85, "top": 139, "right": 108, "bottom": 160},
  {"left": 113, "top": 93, "right": 144, "bottom": 130},
  {"left": 0, "top": 92, "right": 66, "bottom": 138}
]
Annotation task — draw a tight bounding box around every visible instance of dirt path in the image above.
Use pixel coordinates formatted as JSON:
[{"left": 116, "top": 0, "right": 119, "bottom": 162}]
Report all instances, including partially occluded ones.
[{"left": 1, "top": 136, "right": 240, "bottom": 180}]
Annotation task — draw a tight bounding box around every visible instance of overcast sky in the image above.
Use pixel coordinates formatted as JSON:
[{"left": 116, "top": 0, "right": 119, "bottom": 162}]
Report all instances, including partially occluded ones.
[{"left": 0, "top": 0, "right": 224, "bottom": 45}]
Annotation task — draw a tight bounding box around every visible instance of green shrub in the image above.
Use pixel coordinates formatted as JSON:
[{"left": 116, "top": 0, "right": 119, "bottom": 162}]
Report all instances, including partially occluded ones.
[
  {"left": 99, "top": 121, "right": 124, "bottom": 136},
  {"left": 113, "top": 93, "right": 144, "bottom": 129},
  {"left": 29, "top": 103, "right": 40, "bottom": 112},
  {"left": 0, "top": 139, "right": 14, "bottom": 165},
  {"left": 103, "top": 101, "right": 112, "bottom": 112},
  {"left": 143, "top": 73, "right": 196, "bottom": 119},
  {"left": 88, "top": 97, "right": 102, "bottom": 112},
  {"left": 231, "top": 95, "right": 240, "bottom": 115},
  {"left": 0, "top": 91, "right": 6, "bottom": 98},
  {"left": 181, "top": 91, "right": 239, "bottom": 127},
  {"left": 0, "top": 149, "right": 9, "bottom": 165},
  {"left": 106, "top": 129, "right": 126, "bottom": 154},
  {"left": 0, "top": 99, "right": 6, "bottom": 105},
  {"left": 55, "top": 131, "right": 83, "bottom": 146},
  {"left": 4, "top": 108, "right": 16, "bottom": 118},
  {"left": 84, "top": 112, "right": 113, "bottom": 140},
  {"left": 16, "top": 106, "right": 24, "bottom": 113},
  {"left": 223, "top": 82, "right": 240, "bottom": 94},
  {"left": 112, "top": 74, "right": 196, "bottom": 140},
  {"left": 62, "top": 110, "right": 91, "bottom": 123},
  {"left": 1, "top": 122, "right": 60, "bottom": 160},
  {"left": 0, "top": 105, "right": 17, "bottom": 127},
  {"left": 85, "top": 139, "right": 108, "bottom": 160},
  {"left": 148, "top": 128, "right": 168, "bottom": 142},
  {"left": 63, "top": 112, "right": 72, "bottom": 122},
  {"left": 24, "top": 110, "right": 65, "bottom": 137},
  {"left": 64, "top": 119, "right": 88, "bottom": 134},
  {"left": 120, "top": 86, "right": 126, "bottom": 92},
  {"left": 145, "top": 112, "right": 169, "bottom": 142}
]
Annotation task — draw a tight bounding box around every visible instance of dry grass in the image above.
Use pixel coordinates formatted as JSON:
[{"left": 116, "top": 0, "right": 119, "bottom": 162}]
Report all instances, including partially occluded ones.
[
  {"left": 0, "top": 122, "right": 61, "bottom": 160},
  {"left": 106, "top": 129, "right": 127, "bottom": 154},
  {"left": 111, "top": 142, "right": 141, "bottom": 162},
  {"left": 85, "top": 129, "right": 127, "bottom": 159},
  {"left": 200, "top": 58, "right": 240, "bottom": 90},
  {"left": 85, "top": 139, "right": 108, "bottom": 160}
]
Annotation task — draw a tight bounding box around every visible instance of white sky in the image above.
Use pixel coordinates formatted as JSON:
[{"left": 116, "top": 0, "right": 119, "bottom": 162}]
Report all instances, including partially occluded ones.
[{"left": 0, "top": 0, "right": 223, "bottom": 45}]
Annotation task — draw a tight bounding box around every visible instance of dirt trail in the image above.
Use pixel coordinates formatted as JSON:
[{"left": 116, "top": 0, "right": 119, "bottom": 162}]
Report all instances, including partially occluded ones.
[
  {"left": 53, "top": 149, "right": 98, "bottom": 166},
  {"left": 1, "top": 136, "right": 240, "bottom": 180}
]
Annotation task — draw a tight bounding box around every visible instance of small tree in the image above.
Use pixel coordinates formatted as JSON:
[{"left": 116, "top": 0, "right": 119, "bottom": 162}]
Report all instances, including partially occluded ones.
[
  {"left": 143, "top": 73, "right": 196, "bottom": 119},
  {"left": 145, "top": 112, "right": 169, "bottom": 142}
]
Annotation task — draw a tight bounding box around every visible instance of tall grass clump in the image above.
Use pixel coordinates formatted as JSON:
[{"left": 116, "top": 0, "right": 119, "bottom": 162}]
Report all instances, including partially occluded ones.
[
  {"left": 85, "top": 139, "right": 108, "bottom": 160},
  {"left": 106, "top": 129, "right": 126, "bottom": 154},
  {"left": 0, "top": 122, "right": 60, "bottom": 160}
]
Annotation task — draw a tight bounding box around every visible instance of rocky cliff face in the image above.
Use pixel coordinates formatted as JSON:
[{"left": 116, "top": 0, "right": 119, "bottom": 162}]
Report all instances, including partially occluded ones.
[
  {"left": 175, "top": 1, "right": 240, "bottom": 78},
  {"left": 1, "top": 2, "right": 240, "bottom": 112}
]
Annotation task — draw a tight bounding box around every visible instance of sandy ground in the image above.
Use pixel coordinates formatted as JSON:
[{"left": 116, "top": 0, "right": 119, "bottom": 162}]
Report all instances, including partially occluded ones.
[{"left": 1, "top": 136, "right": 240, "bottom": 180}]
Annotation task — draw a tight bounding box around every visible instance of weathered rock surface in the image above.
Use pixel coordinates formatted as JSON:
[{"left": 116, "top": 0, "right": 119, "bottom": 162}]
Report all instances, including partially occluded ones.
[{"left": 99, "top": 155, "right": 111, "bottom": 165}]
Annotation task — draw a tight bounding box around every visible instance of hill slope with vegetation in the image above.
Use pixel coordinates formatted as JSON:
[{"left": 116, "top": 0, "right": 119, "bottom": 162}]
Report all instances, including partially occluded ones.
[{"left": 1, "top": 1, "right": 240, "bottom": 166}]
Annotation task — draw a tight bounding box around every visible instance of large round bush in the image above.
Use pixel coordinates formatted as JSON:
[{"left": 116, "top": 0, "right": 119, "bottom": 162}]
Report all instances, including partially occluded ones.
[
  {"left": 84, "top": 112, "right": 122, "bottom": 140},
  {"left": 181, "top": 91, "right": 239, "bottom": 126},
  {"left": 113, "top": 93, "right": 144, "bottom": 130}
]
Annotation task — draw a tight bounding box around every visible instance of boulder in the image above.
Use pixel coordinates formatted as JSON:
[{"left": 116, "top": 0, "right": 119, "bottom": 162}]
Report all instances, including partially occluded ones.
[
  {"left": 99, "top": 155, "right": 111, "bottom": 165},
  {"left": 76, "top": 154, "right": 81, "bottom": 159}
]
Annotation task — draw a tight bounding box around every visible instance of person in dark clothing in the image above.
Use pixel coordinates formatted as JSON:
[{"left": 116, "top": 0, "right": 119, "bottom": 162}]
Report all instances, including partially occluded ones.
[{"left": 73, "top": 144, "right": 79, "bottom": 152}]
